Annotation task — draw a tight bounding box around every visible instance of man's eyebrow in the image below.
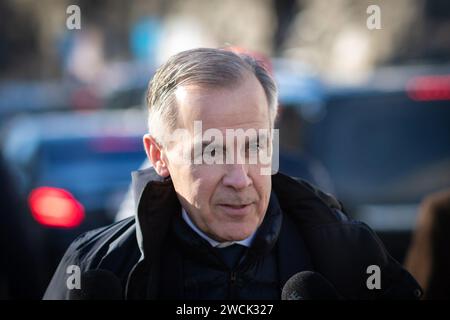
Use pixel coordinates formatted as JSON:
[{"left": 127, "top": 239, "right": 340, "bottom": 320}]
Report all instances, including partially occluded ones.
[{"left": 196, "top": 132, "right": 269, "bottom": 148}]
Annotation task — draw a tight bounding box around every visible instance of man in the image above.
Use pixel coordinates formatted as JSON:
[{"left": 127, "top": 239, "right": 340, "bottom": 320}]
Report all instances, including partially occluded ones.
[
  {"left": 405, "top": 188, "right": 450, "bottom": 299},
  {"left": 44, "top": 48, "right": 421, "bottom": 300}
]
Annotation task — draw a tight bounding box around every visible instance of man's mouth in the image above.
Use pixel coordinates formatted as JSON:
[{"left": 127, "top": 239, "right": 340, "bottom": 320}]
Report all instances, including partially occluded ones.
[
  {"left": 222, "top": 204, "right": 249, "bottom": 209},
  {"left": 217, "top": 203, "right": 254, "bottom": 216}
]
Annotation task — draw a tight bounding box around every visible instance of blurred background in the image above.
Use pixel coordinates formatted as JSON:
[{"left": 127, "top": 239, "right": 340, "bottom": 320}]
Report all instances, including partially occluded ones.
[{"left": 1, "top": 0, "right": 449, "bottom": 299}]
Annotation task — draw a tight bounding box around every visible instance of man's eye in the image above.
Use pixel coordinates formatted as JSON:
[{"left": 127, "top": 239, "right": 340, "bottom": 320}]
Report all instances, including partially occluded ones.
[
  {"left": 249, "top": 143, "right": 262, "bottom": 150},
  {"left": 245, "top": 143, "right": 260, "bottom": 157},
  {"left": 202, "top": 146, "right": 224, "bottom": 160}
]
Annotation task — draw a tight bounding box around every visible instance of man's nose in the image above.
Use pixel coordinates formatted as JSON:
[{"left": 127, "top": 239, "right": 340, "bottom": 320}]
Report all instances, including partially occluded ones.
[{"left": 222, "top": 164, "right": 252, "bottom": 190}]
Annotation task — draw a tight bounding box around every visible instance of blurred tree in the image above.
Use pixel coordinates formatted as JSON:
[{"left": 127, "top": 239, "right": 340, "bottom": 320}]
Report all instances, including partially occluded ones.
[
  {"left": 0, "top": 1, "right": 39, "bottom": 79},
  {"left": 273, "top": 0, "right": 300, "bottom": 55}
]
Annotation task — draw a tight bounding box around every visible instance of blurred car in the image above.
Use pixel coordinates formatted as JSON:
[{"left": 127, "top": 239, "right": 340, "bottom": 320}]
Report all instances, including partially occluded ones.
[
  {"left": 0, "top": 80, "right": 105, "bottom": 132},
  {"left": 273, "top": 58, "right": 334, "bottom": 193},
  {"left": 1, "top": 108, "right": 148, "bottom": 296},
  {"left": 305, "top": 64, "right": 450, "bottom": 262}
]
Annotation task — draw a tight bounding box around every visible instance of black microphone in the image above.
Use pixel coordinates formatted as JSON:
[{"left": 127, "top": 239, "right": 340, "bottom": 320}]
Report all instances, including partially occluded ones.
[
  {"left": 281, "top": 271, "right": 343, "bottom": 300},
  {"left": 68, "top": 269, "right": 123, "bottom": 300}
]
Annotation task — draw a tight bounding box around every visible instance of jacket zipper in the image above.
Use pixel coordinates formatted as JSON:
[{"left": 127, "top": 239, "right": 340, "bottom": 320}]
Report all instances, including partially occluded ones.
[
  {"left": 228, "top": 271, "right": 237, "bottom": 299},
  {"left": 230, "top": 271, "right": 237, "bottom": 284}
]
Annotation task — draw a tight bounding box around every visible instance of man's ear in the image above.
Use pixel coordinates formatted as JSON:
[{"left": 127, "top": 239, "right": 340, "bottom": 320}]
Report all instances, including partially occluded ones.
[{"left": 143, "top": 134, "right": 170, "bottom": 178}]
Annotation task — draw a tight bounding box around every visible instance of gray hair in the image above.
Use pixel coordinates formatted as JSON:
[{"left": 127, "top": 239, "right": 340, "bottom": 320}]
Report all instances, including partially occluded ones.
[{"left": 146, "top": 48, "right": 278, "bottom": 146}]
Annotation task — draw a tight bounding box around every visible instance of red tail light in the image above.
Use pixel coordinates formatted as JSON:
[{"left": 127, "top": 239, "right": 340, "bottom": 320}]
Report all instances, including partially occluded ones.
[
  {"left": 28, "top": 187, "right": 85, "bottom": 228},
  {"left": 406, "top": 75, "right": 450, "bottom": 101}
]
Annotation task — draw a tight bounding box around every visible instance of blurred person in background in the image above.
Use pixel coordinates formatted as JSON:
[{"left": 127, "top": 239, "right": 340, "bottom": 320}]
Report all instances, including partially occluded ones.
[
  {"left": 405, "top": 188, "right": 450, "bottom": 299},
  {"left": 44, "top": 48, "right": 421, "bottom": 300}
]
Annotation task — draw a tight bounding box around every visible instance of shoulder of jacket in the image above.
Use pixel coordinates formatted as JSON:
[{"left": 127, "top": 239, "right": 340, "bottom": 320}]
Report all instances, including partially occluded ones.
[
  {"left": 273, "top": 173, "right": 351, "bottom": 224},
  {"left": 66, "top": 217, "right": 136, "bottom": 263},
  {"left": 296, "top": 178, "right": 345, "bottom": 210}
]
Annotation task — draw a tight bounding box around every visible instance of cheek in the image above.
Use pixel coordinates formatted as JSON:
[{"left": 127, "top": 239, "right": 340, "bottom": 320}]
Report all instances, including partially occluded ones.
[
  {"left": 165, "top": 153, "right": 196, "bottom": 198},
  {"left": 172, "top": 164, "right": 223, "bottom": 208},
  {"left": 191, "top": 166, "right": 223, "bottom": 204},
  {"left": 250, "top": 165, "right": 271, "bottom": 190},
  {"left": 252, "top": 173, "right": 272, "bottom": 209}
]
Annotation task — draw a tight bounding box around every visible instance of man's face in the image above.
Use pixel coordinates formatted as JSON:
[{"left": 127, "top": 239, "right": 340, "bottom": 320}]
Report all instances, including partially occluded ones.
[{"left": 162, "top": 74, "right": 272, "bottom": 242}]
